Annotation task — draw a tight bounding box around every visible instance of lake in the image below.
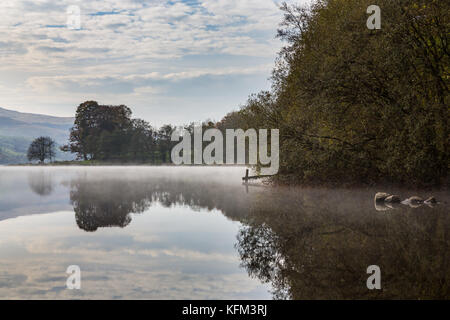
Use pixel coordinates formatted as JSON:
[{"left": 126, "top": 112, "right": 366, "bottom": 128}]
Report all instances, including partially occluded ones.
[{"left": 0, "top": 167, "right": 448, "bottom": 299}]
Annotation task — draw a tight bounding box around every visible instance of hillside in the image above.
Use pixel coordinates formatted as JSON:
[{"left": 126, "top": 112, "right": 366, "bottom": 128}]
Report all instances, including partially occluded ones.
[{"left": 0, "top": 107, "right": 74, "bottom": 164}]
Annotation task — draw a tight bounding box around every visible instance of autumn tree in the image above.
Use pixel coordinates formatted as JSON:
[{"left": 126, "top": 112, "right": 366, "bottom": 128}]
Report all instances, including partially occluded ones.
[
  {"left": 63, "top": 101, "right": 133, "bottom": 160},
  {"left": 230, "top": 0, "right": 449, "bottom": 187}
]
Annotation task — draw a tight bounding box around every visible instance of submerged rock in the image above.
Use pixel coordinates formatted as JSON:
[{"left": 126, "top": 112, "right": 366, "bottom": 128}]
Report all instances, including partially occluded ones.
[
  {"left": 401, "top": 196, "right": 424, "bottom": 208},
  {"left": 375, "top": 203, "right": 392, "bottom": 211},
  {"left": 375, "top": 192, "right": 390, "bottom": 203},
  {"left": 375, "top": 193, "right": 439, "bottom": 210},
  {"left": 385, "top": 195, "right": 401, "bottom": 203},
  {"left": 424, "top": 197, "right": 437, "bottom": 204},
  {"left": 407, "top": 196, "right": 424, "bottom": 204}
]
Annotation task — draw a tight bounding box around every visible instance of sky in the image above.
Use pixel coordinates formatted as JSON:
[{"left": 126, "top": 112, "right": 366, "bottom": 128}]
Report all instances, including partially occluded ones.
[{"left": 0, "top": 0, "right": 310, "bottom": 126}]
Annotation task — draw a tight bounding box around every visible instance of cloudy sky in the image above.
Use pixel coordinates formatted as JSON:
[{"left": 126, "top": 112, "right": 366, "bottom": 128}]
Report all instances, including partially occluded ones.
[{"left": 0, "top": 0, "right": 310, "bottom": 126}]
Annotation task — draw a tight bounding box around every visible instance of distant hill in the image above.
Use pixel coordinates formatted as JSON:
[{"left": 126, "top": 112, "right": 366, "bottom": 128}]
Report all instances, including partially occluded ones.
[{"left": 0, "top": 107, "right": 75, "bottom": 164}]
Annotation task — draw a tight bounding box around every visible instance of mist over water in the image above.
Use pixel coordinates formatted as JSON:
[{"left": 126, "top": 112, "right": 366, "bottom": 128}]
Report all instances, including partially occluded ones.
[{"left": 0, "top": 167, "right": 448, "bottom": 299}]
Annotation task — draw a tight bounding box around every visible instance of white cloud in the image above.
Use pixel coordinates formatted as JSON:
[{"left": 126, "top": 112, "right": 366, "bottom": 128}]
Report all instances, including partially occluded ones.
[{"left": 0, "top": 0, "right": 310, "bottom": 124}]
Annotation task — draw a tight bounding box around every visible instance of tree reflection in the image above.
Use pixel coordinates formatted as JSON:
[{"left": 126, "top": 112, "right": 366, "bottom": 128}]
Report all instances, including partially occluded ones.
[
  {"left": 69, "top": 174, "right": 250, "bottom": 232},
  {"left": 28, "top": 170, "right": 54, "bottom": 196},
  {"left": 236, "top": 189, "right": 450, "bottom": 299},
  {"left": 67, "top": 173, "right": 449, "bottom": 299},
  {"left": 70, "top": 178, "right": 150, "bottom": 232}
]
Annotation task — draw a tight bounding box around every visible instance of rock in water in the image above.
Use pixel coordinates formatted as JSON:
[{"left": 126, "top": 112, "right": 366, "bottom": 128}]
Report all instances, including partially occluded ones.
[
  {"left": 424, "top": 197, "right": 437, "bottom": 204},
  {"left": 375, "top": 203, "right": 392, "bottom": 211},
  {"left": 385, "top": 195, "right": 401, "bottom": 203},
  {"left": 407, "top": 196, "right": 424, "bottom": 204},
  {"left": 375, "top": 192, "right": 390, "bottom": 203}
]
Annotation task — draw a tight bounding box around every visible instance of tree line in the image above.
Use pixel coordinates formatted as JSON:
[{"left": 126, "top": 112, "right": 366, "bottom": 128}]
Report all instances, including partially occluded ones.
[
  {"left": 29, "top": 0, "right": 448, "bottom": 187},
  {"left": 27, "top": 100, "right": 253, "bottom": 165},
  {"left": 58, "top": 100, "right": 262, "bottom": 165},
  {"left": 58, "top": 101, "right": 179, "bottom": 163},
  {"left": 219, "top": 0, "right": 449, "bottom": 187}
]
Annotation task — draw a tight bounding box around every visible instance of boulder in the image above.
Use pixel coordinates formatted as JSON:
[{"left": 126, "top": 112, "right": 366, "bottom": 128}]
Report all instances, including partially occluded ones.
[
  {"left": 385, "top": 195, "right": 401, "bottom": 203},
  {"left": 374, "top": 192, "right": 390, "bottom": 203}
]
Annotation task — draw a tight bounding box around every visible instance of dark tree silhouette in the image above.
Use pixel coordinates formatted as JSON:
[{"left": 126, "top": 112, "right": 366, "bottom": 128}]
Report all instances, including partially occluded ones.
[
  {"left": 27, "top": 136, "right": 56, "bottom": 163},
  {"left": 63, "top": 101, "right": 133, "bottom": 160}
]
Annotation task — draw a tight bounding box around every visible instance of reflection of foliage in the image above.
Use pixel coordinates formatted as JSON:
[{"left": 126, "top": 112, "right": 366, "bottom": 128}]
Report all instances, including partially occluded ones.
[
  {"left": 67, "top": 172, "right": 450, "bottom": 299},
  {"left": 237, "top": 225, "right": 278, "bottom": 282},
  {"left": 237, "top": 189, "right": 450, "bottom": 299},
  {"left": 28, "top": 171, "right": 54, "bottom": 196},
  {"left": 69, "top": 173, "right": 251, "bottom": 232},
  {"left": 70, "top": 179, "right": 150, "bottom": 232},
  {"left": 237, "top": 225, "right": 289, "bottom": 300}
]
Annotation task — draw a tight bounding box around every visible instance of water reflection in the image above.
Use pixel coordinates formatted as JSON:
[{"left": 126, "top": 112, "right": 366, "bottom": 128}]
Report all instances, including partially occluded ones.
[
  {"left": 3, "top": 167, "right": 449, "bottom": 299},
  {"left": 28, "top": 170, "right": 54, "bottom": 196},
  {"left": 65, "top": 174, "right": 450, "bottom": 299},
  {"left": 71, "top": 178, "right": 148, "bottom": 231},
  {"left": 1, "top": 167, "right": 268, "bottom": 299},
  {"left": 236, "top": 189, "right": 450, "bottom": 299},
  {"left": 68, "top": 172, "right": 251, "bottom": 232}
]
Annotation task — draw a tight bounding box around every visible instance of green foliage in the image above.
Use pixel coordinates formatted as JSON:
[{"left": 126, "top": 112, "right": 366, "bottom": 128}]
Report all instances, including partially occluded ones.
[
  {"left": 63, "top": 101, "right": 176, "bottom": 163},
  {"left": 224, "top": 0, "right": 449, "bottom": 187},
  {"left": 66, "top": 101, "right": 132, "bottom": 160}
]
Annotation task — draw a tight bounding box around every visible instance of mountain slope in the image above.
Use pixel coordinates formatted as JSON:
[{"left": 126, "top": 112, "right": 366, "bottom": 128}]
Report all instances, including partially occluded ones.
[
  {"left": 0, "top": 136, "right": 30, "bottom": 163},
  {"left": 0, "top": 107, "right": 74, "bottom": 144},
  {"left": 0, "top": 107, "right": 74, "bottom": 125},
  {"left": 0, "top": 107, "right": 75, "bottom": 164}
]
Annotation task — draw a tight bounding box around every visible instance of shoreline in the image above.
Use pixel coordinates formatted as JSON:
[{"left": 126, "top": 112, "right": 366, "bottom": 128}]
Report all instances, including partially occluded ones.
[
  {"left": 2, "top": 162, "right": 448, "bottom": 191},
  {"left": 5, "top": 161, "right": 249, "bottom": 168}
]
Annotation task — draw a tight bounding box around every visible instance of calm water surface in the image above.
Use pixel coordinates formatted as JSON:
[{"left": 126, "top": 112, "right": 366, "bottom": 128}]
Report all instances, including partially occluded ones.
[{"left": 0, "top": 167, "right": 448, "bottom": 299}]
